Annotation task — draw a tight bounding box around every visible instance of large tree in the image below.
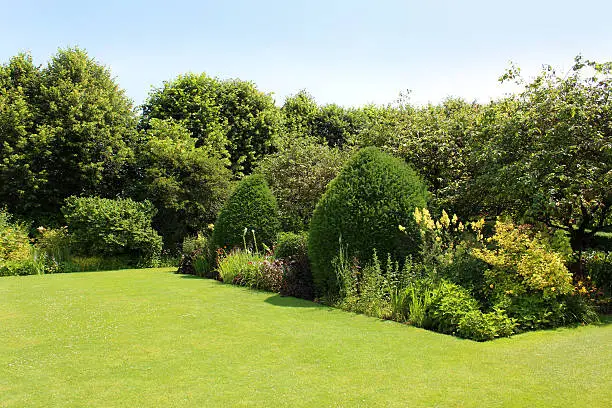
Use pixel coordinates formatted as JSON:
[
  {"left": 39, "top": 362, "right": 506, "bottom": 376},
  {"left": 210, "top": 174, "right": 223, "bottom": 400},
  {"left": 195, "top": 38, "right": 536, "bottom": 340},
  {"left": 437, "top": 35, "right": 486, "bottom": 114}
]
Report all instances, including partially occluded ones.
[
  {"left": 132, "top": 118, "right": 232, "bottom": 249},
  {"left": 140, "top": 73, "right": 280, "bottom": 176},
  {"left": 0, "top": 48, "right": 137, "bottom": 223},
  {"left": 474, "top": 57, "right": 612, "bottom": 256}
]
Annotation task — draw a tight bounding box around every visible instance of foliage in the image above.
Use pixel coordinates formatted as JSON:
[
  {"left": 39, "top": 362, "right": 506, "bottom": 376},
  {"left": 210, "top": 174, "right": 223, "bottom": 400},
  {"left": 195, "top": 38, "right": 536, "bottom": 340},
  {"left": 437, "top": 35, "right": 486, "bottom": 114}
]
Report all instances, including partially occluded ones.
[
  {"left": 140, "top": 73, "right": 281, "bottom": 176},
  {"left": 133, "top": 118, "right": 232, "bottom": 248},
  {"left": 309, "top": 147, "right": 428, "bottom": 297},
  {"left": 35, "top": 226, "right": 71, "bottom": 274},
  {"left": 61, "top": 196, "right": 162, "bottom": 265},
  {"left": 211, "top": 174, "right": 280, "bottom": 251},
  {"left": 0, "top": 48, "right": 137, "bottom": 224},
  {"left": 216, "top": 249, "right": 266, "bottom": 285},
  {"left": 473, "top": 57, "right": 612, "bottom": 254},
  {"left": 274, "top": 232, "right": 314, "bottom": 300},
  {"left": 274, "top": 231, "right": 308, "bottom": 260},
  {"left": 256, "top": 137, "right": 350, "bottom": 231},
  {"left": 583, "top": 251, "right": 612, "bottom": 297},
  {"left": 457, "top": 310, "right": 517, "bottom": 342},
  {"left": 0, "top": 209, "right": 32, "bottom": 264},
  {"left": 177, "top": 232, "right": 215, "bottom": 277}
]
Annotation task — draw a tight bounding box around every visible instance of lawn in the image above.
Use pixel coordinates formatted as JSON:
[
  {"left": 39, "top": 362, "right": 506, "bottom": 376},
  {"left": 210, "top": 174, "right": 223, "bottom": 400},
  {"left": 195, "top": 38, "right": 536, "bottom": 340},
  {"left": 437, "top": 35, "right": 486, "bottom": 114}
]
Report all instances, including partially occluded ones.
[{"left": 1, "top": 269, "right": 610, "bottom": 407}]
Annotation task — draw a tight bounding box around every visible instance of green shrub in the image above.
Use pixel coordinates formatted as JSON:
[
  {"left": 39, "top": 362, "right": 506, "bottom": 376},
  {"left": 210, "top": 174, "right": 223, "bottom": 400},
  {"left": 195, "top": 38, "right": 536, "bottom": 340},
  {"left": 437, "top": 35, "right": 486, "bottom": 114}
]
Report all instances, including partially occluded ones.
[
  {"left": 584, "top": 250, "right": 611, "bottom": 297},
  {"left": 457, "top": 310, "right": 517, "bottom": 341},
  {"left": 35, "top": 226, "right": 71, "bottom": 274},
  {"left": 424, "top": 280, "right": 480, "bottom": 334},
  {"left": 309, "top": 147, "right": 428, "bottom": 297},
  {"left": 212, "top": 174, "right": 280, "bottom": 251},
  {"left": 0, "top": 209, "right": 32, "bottom": 264},
  {"left": 61, "top": 196, "right": 162, "bottom": 266},
  {"left": 275, "top": 232, "right": 308, "bottom": 260},
  {"left": 275, "top": 232, "right": 314, "bottom": 300},
  {"left": 0, "top": 209, "right": 40, "bottom": 276},
  {"left": 177, "top": 233, "right": 215, "bottom": 277}
]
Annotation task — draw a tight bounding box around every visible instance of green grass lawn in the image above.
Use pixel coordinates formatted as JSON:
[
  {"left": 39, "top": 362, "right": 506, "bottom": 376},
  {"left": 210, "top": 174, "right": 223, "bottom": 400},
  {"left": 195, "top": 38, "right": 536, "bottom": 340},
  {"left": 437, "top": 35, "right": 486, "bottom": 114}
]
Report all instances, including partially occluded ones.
[{"left": 1, "top": 269, "right": 610, "bottom": 407}]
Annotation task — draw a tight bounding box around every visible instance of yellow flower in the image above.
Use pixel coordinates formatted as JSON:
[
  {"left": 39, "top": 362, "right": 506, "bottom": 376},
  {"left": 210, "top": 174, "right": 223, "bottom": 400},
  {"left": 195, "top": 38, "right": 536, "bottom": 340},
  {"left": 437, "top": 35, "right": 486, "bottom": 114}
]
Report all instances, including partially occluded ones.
[
  {"left": 458, "top": 222, "right": 464, "bottom": 232},
  {"left": 207, "top": 223, "right": 215, "bottom": 230},
  {"left": 452, "top": 214, "right": 458, "bottom": 225},
  {"left": 398, "top": 225, "right": 406, "bottom": 233},
  {"left": 440, "top": 210, "right": 451, "bottom": 228},
  {"left": 414, "top": 208, "right": 422, "bottom": 224}
]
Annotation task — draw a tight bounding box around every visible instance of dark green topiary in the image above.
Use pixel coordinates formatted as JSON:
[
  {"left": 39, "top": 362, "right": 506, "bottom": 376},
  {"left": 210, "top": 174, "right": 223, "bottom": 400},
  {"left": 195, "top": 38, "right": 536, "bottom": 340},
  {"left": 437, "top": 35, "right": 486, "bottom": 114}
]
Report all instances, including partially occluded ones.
[
  {"left": 212, "top": 174, "right": 280, "bottom": 251},
  {"left": 308, "top": 147, "right": 428, "bottom": 297}
]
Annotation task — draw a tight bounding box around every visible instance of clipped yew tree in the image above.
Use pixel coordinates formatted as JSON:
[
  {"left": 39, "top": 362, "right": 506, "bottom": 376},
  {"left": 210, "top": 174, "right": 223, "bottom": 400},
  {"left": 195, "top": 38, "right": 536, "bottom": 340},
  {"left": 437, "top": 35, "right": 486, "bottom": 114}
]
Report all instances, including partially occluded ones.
[
  {"left": 212, "top": 174, "right": 280, "bottom": 251},
  {"left": 309, "top": 147, "right": 428, "bottom": 297}
]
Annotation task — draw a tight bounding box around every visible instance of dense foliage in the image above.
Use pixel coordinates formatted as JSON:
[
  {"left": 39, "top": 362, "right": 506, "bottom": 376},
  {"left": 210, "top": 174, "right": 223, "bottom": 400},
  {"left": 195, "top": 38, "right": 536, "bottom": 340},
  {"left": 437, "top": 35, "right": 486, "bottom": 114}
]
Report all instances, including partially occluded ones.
[
  {"left": 132, "top": 118, "right": 232, "bottom": 248},
  {"left": 140, "top": 73, "right": 280, "bottom": 176},
  {"left": 211, "top": 174, "right": 280, "bottom": 251},
  {"left": 308, "top": 147, "right": 428, "bottom": 297},
  {"left": 0, "top": 48, "right": 137, "bottom": 224},
  {"left": 62, "top": 196, "right": 162, "bottom": 265},
  {"left": 256, "top": 137, "right": 349, "bottom": 231}
]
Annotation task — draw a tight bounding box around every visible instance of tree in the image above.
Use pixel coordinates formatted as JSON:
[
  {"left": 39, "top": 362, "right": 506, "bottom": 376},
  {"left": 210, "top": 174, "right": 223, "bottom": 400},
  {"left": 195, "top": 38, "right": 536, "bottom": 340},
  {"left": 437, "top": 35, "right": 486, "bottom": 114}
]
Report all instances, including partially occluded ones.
[
  {"left": 0, "top": 48, "right": 137, "bottom": 224},
  {"left": 140, "top": 73, "right": 281, "bottom": 176},
  {"left": 256, "top": 137, "right": 350, "bottom": 231},
  {"left": 474, "top": 57, "right": 612, "bottom": 257},
  {"left": 133, "top": 118, "right": 232, "bottom": 249}
]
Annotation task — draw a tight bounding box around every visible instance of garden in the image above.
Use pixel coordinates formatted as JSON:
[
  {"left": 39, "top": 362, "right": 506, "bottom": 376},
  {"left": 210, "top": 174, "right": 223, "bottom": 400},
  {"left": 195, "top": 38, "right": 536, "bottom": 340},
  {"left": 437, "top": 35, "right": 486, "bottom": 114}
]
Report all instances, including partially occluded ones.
[{"left": 1, "top": 48, "right": 611, "bottom": 404}]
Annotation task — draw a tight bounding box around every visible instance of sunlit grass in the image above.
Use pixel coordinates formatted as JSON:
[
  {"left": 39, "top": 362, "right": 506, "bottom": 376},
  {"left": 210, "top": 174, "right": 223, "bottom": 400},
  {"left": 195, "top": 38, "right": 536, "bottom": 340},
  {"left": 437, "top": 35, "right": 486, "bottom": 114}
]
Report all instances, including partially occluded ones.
[{"left": 1, "top": 268, "right": 610, "bottom": 407}]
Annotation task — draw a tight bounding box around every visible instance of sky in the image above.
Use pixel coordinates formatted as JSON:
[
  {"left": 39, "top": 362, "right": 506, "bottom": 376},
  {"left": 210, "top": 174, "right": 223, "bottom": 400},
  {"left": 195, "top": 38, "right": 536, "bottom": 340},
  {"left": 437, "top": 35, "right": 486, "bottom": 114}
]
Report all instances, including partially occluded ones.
[{"left": 1, "top": 0, "right": 611, "bottom": 108}]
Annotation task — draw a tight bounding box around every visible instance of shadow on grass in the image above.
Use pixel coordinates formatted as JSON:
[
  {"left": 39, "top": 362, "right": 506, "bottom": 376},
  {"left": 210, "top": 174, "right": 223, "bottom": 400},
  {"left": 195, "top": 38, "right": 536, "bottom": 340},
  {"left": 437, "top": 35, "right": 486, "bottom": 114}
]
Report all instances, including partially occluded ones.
[{"left": 264, "top": 293, "right": 322, "bottom": 308}]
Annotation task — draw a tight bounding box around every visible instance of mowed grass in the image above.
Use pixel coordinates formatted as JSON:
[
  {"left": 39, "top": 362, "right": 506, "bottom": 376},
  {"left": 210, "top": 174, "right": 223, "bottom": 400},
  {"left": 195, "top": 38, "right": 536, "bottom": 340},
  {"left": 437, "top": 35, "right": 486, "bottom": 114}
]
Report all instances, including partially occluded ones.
[{"left": 1, "top": 269, "right": 610, "bottom": 407}]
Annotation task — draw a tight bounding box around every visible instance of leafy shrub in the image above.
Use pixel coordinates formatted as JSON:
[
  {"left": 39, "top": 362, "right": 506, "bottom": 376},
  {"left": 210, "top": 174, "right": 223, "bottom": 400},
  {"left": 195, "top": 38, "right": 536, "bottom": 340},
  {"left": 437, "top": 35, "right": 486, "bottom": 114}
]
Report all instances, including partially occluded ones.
[
  {"left": 471, "top": 220, "right": 592, "bottom": 330},
  {"left": 0, "top": 209, "right": 32, "bottom": 264},
  {"left": 583, "top": 250, "right": 611, "bottom": 298},
  {"left": 275, "top": 232, "right": 314, "bottom": 300},
  {"left": 62, "top": 196, "right": 163, "bottom": 266},
  {"left": 457, "top": 310, "right": 517, "bottom": 342},
  {"left": 35, "top": 226, "right": 71, "bottom": 274},
  {"left": 275, "top": 232, "right": 307, "bottom": 259},
  {"left": 424, "top": 280, "right": 481, "bottom": 334},
  {"left": 211, "top": 174, "right": 280, "bottom": 251},
  {"left": 0, "top": 209, "right": 41, "bottom": 276},
  {"left": 309, "top": 147, "right": 428, "bottom": 297},
  {"left": 257, "top": 138, "right": 349, "bottom": 231},
  {"left": 177, "top": 233, "right": 216, "bottom": 277}
]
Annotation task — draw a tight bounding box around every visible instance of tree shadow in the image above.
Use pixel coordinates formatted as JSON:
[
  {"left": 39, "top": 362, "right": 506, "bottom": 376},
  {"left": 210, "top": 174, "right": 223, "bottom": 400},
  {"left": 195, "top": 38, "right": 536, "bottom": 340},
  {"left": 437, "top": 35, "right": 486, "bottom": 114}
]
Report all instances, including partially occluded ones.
[{"left": 264, "top": 293, "right": 323, "bottom": 308}]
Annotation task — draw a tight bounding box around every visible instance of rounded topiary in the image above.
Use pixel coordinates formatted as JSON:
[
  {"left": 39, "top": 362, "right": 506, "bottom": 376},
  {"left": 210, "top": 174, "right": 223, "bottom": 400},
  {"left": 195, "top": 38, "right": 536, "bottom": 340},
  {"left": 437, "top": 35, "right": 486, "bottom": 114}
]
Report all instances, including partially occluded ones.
[
  {"left": 308, "top": 147, "right": 428, "bottom": 297},
  {"left": 211, "top": 174, "right": 280, "bottom": 251}
]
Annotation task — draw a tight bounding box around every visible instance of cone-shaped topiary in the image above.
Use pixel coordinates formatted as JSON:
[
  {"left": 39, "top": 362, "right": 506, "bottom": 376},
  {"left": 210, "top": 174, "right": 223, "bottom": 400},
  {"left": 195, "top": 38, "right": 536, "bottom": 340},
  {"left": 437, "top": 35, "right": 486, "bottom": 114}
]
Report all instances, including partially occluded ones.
[
  {"left": 308, "top": 147, "right": 428, "bottom": 297},
  {"left": 212, "top": 174, "right": 280, "bottom": 251}
]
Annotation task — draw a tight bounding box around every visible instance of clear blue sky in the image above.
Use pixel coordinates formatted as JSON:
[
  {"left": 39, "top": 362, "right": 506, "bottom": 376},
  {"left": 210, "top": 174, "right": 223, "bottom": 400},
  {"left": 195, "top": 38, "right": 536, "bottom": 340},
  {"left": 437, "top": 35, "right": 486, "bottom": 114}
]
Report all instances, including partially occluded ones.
[{"left": 2, "top": 0, "right": 611, "bottom": 107}]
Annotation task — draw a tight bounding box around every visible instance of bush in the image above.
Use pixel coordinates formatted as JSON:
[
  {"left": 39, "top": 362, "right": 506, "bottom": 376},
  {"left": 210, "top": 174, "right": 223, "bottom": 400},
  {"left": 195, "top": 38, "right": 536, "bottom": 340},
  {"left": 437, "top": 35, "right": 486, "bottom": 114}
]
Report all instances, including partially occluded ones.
[
  {"left": 583, "top": 250, "right": 612, "bottom": 297},
  {"left": 256, "top": 138, "right": 349, "bottom": 231},
  {"left": 61, "top": 196, "right": 163, "bottom": 266},
  {"left": 0, "top": 209, "right": 41, "bottom": 276},
  {"left": 217, "top": 249, "right": 282, "bottom": 292},
  {"left": 457, "top": 310, "right": 517, "bottom": 342},
  {"left": 211, "top": 174, "right": 280, "bottom": 251},
  {"left": 177, "top": 233, "right": 215, "bottom": 277},
  {"left": 275, "top": 232, "right": 308, "bottom": 260},
  {"left": 35, "top": 226, "right": 71, "bottom": 274},
  {"left": 424, "top": 280, "right": 480, "bottom": 334},
  {"left": 275, "top": 232, "right": 314, "bottom": 300},
  {"left": 309, "top": 147, "right": 428, "bottom": 297}
]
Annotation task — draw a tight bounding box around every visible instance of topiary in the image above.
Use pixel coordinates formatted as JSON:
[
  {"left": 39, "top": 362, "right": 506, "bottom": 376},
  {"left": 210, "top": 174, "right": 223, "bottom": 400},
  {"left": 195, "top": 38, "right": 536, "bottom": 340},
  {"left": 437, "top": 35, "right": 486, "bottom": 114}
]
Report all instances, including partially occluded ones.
[
  {"left": 211, "top": 174, "right": 280, "bottom": 251},
  {"left": 308, "top": 147, "right": 428, "bottom": 297}
]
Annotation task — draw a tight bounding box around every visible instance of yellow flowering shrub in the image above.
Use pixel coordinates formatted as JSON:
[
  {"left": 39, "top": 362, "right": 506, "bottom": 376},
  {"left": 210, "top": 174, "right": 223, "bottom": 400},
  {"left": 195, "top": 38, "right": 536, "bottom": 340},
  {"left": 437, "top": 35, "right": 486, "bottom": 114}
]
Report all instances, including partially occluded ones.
[{"left": 472, "top": 220, "right": 573, "bottom": 299}]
